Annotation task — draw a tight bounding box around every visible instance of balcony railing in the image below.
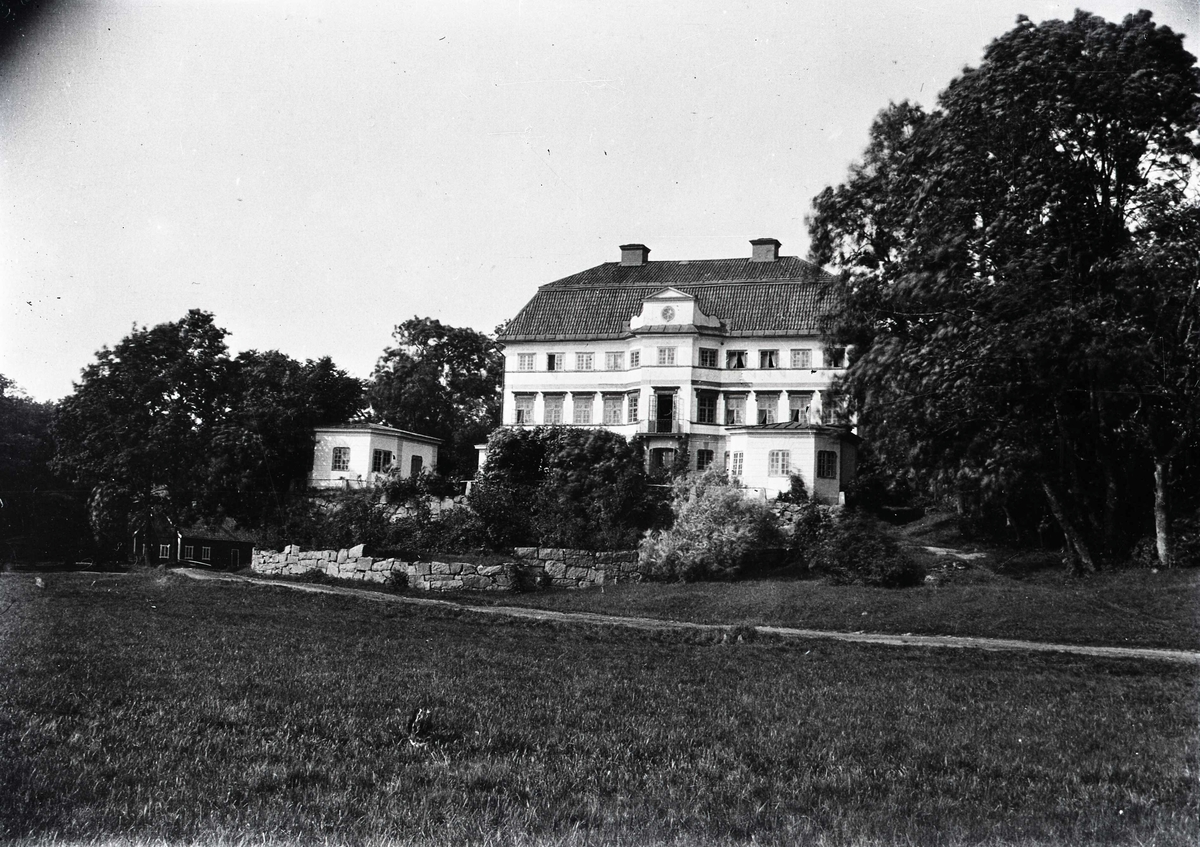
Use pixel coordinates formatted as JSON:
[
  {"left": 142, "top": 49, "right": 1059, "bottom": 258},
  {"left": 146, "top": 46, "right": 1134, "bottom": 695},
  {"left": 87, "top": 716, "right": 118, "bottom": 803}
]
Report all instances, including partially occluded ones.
[{"left": 640, "top": 420, "right": 681, "bottom": 434}]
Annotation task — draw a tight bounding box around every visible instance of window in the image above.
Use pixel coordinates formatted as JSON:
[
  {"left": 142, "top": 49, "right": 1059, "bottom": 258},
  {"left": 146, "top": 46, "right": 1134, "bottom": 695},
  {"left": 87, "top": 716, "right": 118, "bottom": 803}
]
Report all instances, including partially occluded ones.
[
  {"left": 372, "top": 449, "right": 393, "bottom": 473},
  {"left": 158, "top": 544, "right": 171, "bottom": 560},
  {"left": 789, "top": 393, "right": 813, "bottom": 423},
  {"left": 605, "top": 351, "right": 624, "bottom": 370},
  {"left": 183, "top": 545, "right": 194, "bottom": 560},
  {"left": 696, "top": 449, "right": 714, "bottom": 471},
  {"left": 699, "top": 348, "right": 718, "bottom": 368},
  {"left": 726, "top": 350, "right": 747, "bottom": 369},
  {"left": 825, "top": 347, "right": 846, "bottom": 368},
  {"left": 696, "top": 393, "right": 717, "bottom": 424},
  {"left": 517, "top": 353, "right": 536, "bottom": 371},
  {"left": 817, "top": 450, "right": 839, "bottom": 479},
  {"left": 768, "top": 450, "right": 791, "bottom": 476},
  {"left": 730, "top": 452, "right": 744, "bottom": 479},
  {"left": 627, "top": 393, "right": 639, "bottom": 423},
  {"left": 573, "top": 395, "right": 593, "bottom": 424},
  {"left": 201, "top": 547, "right": 211, "bottom": 562},
  {"left": 725, "top": 395, "right": 746, "bottom": 425},
  {"left": 544, "top": 395, "right": 564, "bottom": 424},
  {"left": 657, "top": 347, "right": 676, "bottom": 366},
  {"left": 791, "top": 348, "right": 813, "bottom": 369},
  {"left": 410, "top": 455, "right": 423, "bottom": 476},
  {"left": 547, "top": 353, "right": 564, "bottom": 371},
  {"left": 514, "top": 395, "right": 535, "bottom": 424},
  {"left": 757, "top": 394, "right": 778, "bottom": 425},
  {"left": 603, "top": 395, "right": 623, "bottom": 425},
  {"left": 759, "top": 350, "right": 779, "bottom": 369},
  {"left": 629, "top": 350, "right": 641, "bottom": 368},
  {"left": 331, "top": 447, "right": 350, "bottom": 471},
  {"left": 576, "top": 352, "right": 594, "bottom": 371}
]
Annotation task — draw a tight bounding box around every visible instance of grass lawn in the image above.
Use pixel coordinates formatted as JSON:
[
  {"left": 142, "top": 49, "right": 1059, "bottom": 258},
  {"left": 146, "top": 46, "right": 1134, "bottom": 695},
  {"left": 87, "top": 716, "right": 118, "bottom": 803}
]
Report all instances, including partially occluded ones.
[
  {"left": 450, "top": 565, "right": 1200, "bottom": 651},
  {"left": 2, "top": 571, "right": 1198, "bottom": 846}
]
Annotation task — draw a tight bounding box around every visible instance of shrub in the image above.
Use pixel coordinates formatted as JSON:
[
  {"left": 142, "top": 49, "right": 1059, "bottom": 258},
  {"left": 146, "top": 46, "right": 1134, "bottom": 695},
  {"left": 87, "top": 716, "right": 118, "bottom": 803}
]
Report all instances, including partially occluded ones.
[
  {"left": 781, "top": 500, "right": 837, "bottom": 570},
  {"left": 815, "top": 510, "right": 926, "bottom": 588},
  {"left": 639, "top": 471, "right": 781, "bottom": 581},
  {"left": 471, "top": 426, "right": 654, "bottom": 550}
]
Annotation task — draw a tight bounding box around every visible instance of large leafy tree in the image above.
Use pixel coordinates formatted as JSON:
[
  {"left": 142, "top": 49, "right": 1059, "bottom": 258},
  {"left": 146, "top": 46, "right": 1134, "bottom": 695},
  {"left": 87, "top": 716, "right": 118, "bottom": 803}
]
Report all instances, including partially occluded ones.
[
  {"left": 54, "top": 311, "right": 366, "bottom": 555},
  {"left": 808, "top": 11, "right": 1200, "bottom": 568},
  {"left": 207, "top": 351, "right": 364, "bottom": 525},
  {"left": 54, "top": 310, "right": 231, "bottom": 555},
  {"left": 368, "top": 317, "right": 503, "bottom": 476}
]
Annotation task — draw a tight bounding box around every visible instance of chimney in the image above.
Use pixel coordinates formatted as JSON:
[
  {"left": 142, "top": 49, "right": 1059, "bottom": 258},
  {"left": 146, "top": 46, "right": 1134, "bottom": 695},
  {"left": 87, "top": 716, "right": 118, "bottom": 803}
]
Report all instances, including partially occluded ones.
[
  {"left": 750, "top": 238, "right": 781, "bottom": 262},
  {"left": 619, "top": 243, "right": 650, "bottom": 266}
]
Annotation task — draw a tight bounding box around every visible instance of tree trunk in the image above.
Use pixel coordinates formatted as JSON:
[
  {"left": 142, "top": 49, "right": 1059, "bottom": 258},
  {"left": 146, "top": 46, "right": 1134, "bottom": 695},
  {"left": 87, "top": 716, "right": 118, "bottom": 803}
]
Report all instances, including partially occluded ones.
[
  {"left": 1041, "top": 480, "right": 1098, "bottom": 573},
  {"left": 1153, "top": 456, "right": 1174, "bottom": 568}
]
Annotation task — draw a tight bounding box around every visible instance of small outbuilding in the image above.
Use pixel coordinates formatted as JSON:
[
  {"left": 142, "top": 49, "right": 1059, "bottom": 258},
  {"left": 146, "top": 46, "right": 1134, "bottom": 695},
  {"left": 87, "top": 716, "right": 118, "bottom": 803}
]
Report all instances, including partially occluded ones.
[{"left": 309, "top": 423, "right": 441, "bottom": 489}]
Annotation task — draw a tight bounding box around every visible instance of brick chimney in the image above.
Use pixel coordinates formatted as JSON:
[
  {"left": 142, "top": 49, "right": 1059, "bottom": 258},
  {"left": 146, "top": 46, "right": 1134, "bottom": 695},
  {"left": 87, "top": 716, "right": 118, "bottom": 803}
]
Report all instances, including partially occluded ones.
[
  {"left": 750, "top": 238, "right": 781, "bottom": 262},
  {"left": 620, "top": 243, "right": 650, "bottom": 266}
]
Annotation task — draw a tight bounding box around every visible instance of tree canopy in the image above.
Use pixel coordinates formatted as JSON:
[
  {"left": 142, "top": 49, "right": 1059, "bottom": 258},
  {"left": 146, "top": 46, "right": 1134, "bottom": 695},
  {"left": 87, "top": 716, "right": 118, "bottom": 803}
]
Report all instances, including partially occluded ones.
[
  {"left": 53, "top": 311, "right": 363, "bottom": 551},
  {"left": 368, "top": 316, "right": 503, "bottom": 477},
  {"left": 808, "top": 10, "right": 1200, "bottom": 568}
]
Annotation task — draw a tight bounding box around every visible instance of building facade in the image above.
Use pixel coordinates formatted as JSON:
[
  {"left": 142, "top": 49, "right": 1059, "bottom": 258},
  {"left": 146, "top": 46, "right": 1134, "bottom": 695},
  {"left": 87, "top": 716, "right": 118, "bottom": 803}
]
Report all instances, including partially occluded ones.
[
  {"left": 309, "top": 424, "right": 441, "bottom": 489},
  {"left": 495, "top": 239, "right": 858, "bottom": 502}
]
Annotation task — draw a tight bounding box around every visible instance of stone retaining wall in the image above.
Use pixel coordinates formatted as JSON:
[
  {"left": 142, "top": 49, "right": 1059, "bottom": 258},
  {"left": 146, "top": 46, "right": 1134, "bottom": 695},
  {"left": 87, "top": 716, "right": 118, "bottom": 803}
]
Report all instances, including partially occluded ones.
[{"left": 252, "top": 544, "right": 643, "bottom": 591}]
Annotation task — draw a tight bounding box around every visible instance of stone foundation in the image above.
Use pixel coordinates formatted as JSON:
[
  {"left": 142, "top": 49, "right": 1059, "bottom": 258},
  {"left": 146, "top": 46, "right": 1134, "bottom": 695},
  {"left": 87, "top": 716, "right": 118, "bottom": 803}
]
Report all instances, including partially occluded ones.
[{"left": 252, "top": 543, "right": 644, "bottom": 591}]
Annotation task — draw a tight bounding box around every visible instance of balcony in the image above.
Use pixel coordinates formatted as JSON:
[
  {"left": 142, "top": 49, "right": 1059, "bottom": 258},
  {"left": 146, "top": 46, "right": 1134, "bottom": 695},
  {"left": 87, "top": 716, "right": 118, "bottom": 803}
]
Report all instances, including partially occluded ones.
[{"left": 640, "top": 420, "right": 681, "bottom": 434}]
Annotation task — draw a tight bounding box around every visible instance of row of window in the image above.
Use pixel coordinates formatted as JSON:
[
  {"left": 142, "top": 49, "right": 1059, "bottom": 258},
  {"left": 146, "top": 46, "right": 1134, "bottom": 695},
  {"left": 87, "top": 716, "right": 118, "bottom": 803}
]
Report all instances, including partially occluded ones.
[
  {"left": 724, "top": 449, "right": 838, "bottom": 479},
  {"left": 159, "top": 543, "right": 222, "bottom": 563},
  {"left": 517, "top": 348, "right": 845, "bottom": 372},
  {"left": 513, "top": 392, "right": 823, "bottom": 426},
  {"left": 328, "top": 447, "right": 423, "bottom": 475}
]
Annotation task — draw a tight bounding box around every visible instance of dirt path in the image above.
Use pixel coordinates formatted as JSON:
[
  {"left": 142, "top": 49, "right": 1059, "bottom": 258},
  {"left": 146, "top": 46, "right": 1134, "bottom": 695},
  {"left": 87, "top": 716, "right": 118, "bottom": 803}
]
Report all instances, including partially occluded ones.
[{"left": 176, "top": 568, "right": 1200, "bottom": 666}]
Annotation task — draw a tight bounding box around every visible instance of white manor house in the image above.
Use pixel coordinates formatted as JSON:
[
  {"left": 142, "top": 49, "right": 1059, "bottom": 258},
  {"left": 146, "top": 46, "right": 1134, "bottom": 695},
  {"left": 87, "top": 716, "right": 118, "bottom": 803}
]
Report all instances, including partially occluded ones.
[{"left": 494, "top": 239, "right": 859, "bottom": 503}]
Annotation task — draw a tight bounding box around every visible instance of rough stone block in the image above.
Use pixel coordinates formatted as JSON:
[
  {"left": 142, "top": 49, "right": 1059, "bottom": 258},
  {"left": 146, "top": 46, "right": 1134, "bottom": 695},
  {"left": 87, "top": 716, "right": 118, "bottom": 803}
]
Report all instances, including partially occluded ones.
[
  {"left": 478, "top": 565, "right": 504, "bottom": 577},
  {"left": 449, "top": 562, "right": 463, "bottom": 575},
  {"left": 539, "top": 548, "right": 567, "bottom": 562},
  {"left": 513, "top": 547, "right": 540, "bottom": 559},
  {"left": 337, "top": 549, "right": 348, "bottom": 564},
  {"left": 431, "top": 562, "right": 451, "bottom": 575},
  {"left": 348, "top": 543, "right": 366, "bottom": 558},
  {"left": 545, "top": 560, "right": 567, "bottom": 579},
  {"left": 565, "top": 566, "right": 591, "bottom": 580},
  {"left": 415, "top": 562, "right": 432, "bottom": 576}
]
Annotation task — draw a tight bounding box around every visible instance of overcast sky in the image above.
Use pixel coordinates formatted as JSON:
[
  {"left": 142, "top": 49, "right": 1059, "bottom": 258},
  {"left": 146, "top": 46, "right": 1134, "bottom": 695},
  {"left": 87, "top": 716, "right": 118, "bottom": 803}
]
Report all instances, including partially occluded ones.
[{"left": 2, "top": 0, "right": 1197, "bottom": 401}]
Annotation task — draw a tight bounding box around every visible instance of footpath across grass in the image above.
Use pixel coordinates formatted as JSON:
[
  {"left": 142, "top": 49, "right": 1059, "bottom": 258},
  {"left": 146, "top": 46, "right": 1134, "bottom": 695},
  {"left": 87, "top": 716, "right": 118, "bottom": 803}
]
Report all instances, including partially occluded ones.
[
  {"left": 2, "top": 572, "right": 1198, "bottom": 846},
  {"left": 452, "top": 566, "right": 1200, "bottom": 651}
]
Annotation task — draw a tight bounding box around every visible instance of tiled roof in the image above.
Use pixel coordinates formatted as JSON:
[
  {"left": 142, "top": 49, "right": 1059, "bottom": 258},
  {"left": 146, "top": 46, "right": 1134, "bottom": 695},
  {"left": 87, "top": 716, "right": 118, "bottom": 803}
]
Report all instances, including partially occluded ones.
[{"left": 500, "top": 256, "right": 835, "bottom": 341}]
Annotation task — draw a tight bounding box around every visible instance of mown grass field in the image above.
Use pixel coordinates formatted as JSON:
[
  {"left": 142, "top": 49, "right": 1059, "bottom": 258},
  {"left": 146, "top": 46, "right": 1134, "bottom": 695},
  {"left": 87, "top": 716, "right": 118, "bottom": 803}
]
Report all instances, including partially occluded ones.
[{"left": 2, "top": 571, "right": 1198, "bottom": 846}]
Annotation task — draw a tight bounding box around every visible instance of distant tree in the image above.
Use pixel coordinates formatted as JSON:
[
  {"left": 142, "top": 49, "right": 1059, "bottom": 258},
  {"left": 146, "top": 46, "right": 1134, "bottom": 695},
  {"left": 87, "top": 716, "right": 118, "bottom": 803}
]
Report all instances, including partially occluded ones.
[
  {"left": 808, "top": 11, "right": 1200, "bottom": 568},
  {"left": 53, "top": 312, "right": 366, "bottom": 554},
  {"left": 207, "top": 351, "right": 364, "bottom": 526},
  {"left": 0, "top": 374, "right": 55, "bottom": 492},
  {"left": 53, "top": 310, "right": 231, "bottom": 557},
  {"left": 368, "top": 317, "right": 503, "bottom": 476}
]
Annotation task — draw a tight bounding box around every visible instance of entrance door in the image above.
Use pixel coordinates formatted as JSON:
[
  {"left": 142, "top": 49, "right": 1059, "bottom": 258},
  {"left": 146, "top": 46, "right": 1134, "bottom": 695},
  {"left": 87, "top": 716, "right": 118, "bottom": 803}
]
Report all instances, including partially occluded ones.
[{"left": 654, "top": 392, "right": 674, "bottom": 433}]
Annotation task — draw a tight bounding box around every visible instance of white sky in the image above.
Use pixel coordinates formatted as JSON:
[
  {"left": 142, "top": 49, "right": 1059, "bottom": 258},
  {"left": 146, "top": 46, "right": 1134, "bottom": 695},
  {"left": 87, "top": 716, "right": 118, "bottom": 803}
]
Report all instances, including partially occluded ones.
[{"left": 2, "top": 0, "right": 1197, "bottom": 401}]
